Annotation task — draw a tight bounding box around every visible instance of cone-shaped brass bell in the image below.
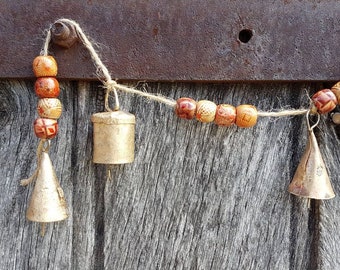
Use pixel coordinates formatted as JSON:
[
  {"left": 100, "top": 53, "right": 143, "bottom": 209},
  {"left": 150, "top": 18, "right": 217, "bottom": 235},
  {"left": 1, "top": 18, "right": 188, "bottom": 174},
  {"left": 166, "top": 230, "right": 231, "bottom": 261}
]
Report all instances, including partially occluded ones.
[
  {"left": 26, "top": 151, "right": 68, "bottom": 222},
  {"left": 288, "top": 129, "right": 335, "bottom": 200}
]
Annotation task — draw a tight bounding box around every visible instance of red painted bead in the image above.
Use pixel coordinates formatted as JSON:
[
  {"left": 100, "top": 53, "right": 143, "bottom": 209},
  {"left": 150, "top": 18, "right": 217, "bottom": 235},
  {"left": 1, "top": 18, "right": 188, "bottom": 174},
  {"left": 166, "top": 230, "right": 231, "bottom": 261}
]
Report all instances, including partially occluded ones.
[
  {"left": 35, "top": 77, "right": 60, "bottom": 98},
  {"left": 235, "top": 104, "right": 258, "bottom": 128},
  {"left": 175, "top": 98, "right": 197, "bottom": 119},
  {"left": 32, "top": 56, "right": 58, "bottom": 77},
  {"left": 312, "top": 89, "right": 337, "bottom": 114},
  {"left": 37, "top": 98, "right": 62, "bottom": 119},
  {"left": 214, "top": 104, "right": 236, "bottom": 126},
  {"left": 34, "top": 118, "right": 58, "bottom": 139}
]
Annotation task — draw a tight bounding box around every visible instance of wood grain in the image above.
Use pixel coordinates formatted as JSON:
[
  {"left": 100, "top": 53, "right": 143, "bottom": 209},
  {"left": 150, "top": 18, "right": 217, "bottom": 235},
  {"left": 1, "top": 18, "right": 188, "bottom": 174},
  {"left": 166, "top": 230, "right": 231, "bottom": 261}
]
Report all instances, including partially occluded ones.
[
  {"left": 0, "top": 80, "right": 338, "bottom": 269},
  {"left": 318, "top": 115, "right": 340, "bottom": 270}
]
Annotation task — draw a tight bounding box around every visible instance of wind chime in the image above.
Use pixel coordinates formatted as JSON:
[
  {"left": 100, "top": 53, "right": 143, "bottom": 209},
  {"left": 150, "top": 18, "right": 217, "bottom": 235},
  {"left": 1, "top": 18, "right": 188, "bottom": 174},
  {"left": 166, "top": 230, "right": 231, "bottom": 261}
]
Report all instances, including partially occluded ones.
[{"left": 21, "top": 18, "right": 338, "bottom": 234}]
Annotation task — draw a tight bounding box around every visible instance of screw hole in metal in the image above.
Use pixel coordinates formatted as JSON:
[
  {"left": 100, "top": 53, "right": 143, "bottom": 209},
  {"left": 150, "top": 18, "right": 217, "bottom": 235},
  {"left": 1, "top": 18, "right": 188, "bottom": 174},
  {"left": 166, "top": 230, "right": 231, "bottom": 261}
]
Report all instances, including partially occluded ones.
[{"left": 238, "top": 29, "right": 253, "bottom": 43}]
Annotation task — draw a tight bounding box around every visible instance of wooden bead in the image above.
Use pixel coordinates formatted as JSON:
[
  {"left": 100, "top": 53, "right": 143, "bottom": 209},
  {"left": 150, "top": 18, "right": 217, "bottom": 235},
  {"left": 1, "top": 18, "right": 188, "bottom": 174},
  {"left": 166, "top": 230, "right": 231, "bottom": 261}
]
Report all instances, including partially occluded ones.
[
  {"left": 37, "top": 98, "right": 62, "bottom": 119},
  {"left": 196, "top": 100, "right": 217, "bottom": 123},
  {"left": 175, "top": 98, "right": 197, "bottom": 119},
  {"left": 34, "top": 118, "right": 58, "bottom": 139},
  {"left": 235, "top": 104, "right": 258, "bottom": 128},
  {"left": 331, "top": 112, "right": 340, "bottom": 125},
  {"left": 331, "top": 81, "right": 340, "bottom": 103},
  {"left": 32, "top": 56, "right": 58, "bottom": 77},
  {"left": 214, "top": 104, "right": 236, "bottom": 126},
  {"left": 35, "top": 77, "right": 60, "bottom": 98},
  {"left": 312, "top": 89, "right": 337, "bottom": 114}
]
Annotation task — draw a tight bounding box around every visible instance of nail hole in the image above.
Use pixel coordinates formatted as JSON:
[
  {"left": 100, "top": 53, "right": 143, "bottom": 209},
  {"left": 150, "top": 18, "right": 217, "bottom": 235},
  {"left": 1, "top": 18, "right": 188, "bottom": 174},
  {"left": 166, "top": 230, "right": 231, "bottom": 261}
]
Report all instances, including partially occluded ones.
[{"left": 238, "top": 29, "right": 253, "bottom": 43}]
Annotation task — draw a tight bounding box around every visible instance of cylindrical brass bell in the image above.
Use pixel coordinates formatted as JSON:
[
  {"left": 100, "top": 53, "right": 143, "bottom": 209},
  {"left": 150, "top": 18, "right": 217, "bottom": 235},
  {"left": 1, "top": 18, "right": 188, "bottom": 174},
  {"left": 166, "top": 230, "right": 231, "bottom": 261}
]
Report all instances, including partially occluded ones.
[
  {"left": 91, "top": 110, "right": 135, "bottom": 164},
  {"left": 26, "top": 151, "right": 68, "bottom": 222},
  {"left": 288, "top": 129, "right": 335, "bottom": 200}
]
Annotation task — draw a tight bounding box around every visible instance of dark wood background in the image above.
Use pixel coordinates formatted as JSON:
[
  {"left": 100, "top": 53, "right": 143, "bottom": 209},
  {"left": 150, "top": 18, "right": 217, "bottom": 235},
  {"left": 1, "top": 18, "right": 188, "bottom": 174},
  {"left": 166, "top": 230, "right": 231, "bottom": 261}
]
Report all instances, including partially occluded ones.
[{"left": 1, "top": 80, "right": 339, "bottom": 269}]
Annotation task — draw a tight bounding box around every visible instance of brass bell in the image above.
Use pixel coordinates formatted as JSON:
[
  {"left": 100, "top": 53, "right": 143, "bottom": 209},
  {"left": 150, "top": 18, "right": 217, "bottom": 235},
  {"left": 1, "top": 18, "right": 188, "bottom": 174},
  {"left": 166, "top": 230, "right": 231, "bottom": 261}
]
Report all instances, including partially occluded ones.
[
  {"left": 26, "top": 151, "right": 69, "bottom": 222},
  {"left": 288, "top": 125, "right": 335, "bottom": 200},
  {"left": 91, "top": 110, "right": 135, "bottom": 164}
]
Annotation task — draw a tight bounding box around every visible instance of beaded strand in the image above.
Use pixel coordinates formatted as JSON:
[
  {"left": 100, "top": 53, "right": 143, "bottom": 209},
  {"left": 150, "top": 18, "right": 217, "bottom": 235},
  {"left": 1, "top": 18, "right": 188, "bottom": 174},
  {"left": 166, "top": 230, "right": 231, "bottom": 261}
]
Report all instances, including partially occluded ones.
[
  {"left": 32, "top": 56, "right": 62, "bottom": 139},
  {"left": 175, "top": 86, "right": 339, "bottom": 128}
]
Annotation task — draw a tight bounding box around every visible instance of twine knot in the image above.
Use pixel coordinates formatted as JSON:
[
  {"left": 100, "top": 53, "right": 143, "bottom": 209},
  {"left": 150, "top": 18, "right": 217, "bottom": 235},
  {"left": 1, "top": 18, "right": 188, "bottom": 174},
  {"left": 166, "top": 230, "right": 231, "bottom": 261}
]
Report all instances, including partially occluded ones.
[{"left": 105, "top": 79, "right": 118, "bottom": 89}]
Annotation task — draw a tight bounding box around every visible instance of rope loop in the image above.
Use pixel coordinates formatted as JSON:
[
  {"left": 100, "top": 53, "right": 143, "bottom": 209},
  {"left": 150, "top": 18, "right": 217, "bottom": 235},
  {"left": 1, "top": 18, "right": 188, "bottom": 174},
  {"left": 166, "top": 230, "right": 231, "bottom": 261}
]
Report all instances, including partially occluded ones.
[
  {"left": 104, "top": 80, "right": 120, "bottom": 111},
  {"left": 306, "top": 109, "right": 320, "bottom": 131}
]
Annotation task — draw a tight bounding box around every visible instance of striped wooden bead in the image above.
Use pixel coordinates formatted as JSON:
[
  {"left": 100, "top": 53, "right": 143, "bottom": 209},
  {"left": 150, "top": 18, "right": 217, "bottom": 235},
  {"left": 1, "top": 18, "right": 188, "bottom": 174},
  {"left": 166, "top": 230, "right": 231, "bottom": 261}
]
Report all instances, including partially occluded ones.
[
  {"left": 331, "top": 82, "right": 340, "bottom": 103},
  {"left": 34, "top": 118, "right": 58, "bottom": 139},
  {"left": 35, "top": 77, "right": 60, "bottom": 98},
  {"left": 37, "top": 98, "right": 62, "bottom": 119},
  {"left": 235, "top": 104, "right": 258, "bottom": 128},
  {"left": 214, "top": 104, "right": 236, "bottom": 126},
  {"left": 196, "top": 100, "right": 217, "bottom": 123},
  {"left": 312, "top": 89, "right": 337, "bottom": 114},
  {"left": 32, "top": 55, "right": 58, "bottom": 77},
  {"left": 175, "top": 97, "right": 197, "bottom": 119}
]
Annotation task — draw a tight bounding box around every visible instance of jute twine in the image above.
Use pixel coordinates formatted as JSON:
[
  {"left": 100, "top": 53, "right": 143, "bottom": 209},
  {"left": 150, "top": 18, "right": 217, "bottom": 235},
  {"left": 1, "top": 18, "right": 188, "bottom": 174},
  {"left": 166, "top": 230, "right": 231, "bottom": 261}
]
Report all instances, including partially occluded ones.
[
  {"left": 41, "top": 18, "right": 311, "bottom": 117},
  {"left": 20, "top": 139, "right": 50, "bottom": 186},
  {"left": 21, "top": 19, "right": 317, "bottom": 218}
]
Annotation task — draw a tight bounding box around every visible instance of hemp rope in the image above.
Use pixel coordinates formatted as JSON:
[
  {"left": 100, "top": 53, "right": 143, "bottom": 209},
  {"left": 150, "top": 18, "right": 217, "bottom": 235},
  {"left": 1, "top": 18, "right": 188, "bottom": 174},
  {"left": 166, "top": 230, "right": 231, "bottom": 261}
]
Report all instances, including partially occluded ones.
[
  {"left": 20, "top": 139, "right": 49, "bottom": 186},
  {"left": 41, "top": 18, "right": 311, "bottom": 118},
  {"left": 42, "top": 18, "right": 121, "bottom": 112}
]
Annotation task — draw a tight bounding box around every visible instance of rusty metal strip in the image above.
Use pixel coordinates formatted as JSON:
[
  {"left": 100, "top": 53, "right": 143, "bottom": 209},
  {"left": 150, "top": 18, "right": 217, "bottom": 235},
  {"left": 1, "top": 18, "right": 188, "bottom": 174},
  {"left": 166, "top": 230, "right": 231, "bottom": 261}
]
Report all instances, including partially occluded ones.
[{"left": 0, "top": 1, "right": 339, "bottom": 81}]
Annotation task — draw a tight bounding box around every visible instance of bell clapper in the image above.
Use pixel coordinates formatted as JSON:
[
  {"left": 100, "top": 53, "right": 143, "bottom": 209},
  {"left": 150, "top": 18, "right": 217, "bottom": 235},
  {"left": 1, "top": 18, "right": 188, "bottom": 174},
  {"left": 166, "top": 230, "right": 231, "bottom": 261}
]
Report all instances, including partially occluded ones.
[
  {"left": 307, "top": 199, "right": 311, "bottom": 209},
  {"left": 40, "top": 223, "right": 46, "bottom": 237}
]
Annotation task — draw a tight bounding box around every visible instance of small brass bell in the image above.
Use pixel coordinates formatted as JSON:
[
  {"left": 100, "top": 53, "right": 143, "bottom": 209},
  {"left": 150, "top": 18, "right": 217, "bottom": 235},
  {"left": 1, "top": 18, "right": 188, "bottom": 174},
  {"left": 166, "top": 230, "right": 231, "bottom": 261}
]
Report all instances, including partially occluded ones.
[
  {"left": 91, "top": 110, "right": 135, "bottom": 164},
  {"left": 288, "top": 112, "right": 335, "bottom": 200},
  {"left": 26, "top": 151, "right": 69, "bottom": 222}
]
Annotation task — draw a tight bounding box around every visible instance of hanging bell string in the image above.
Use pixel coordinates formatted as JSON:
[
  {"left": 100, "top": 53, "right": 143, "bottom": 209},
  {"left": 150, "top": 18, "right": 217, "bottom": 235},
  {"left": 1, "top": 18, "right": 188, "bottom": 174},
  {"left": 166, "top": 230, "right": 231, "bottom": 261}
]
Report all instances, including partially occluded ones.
[
  {"left": 42, "top": 18, "right": 314, "bottom": 118},
  {"left": 42, "top": 18, "right": 121, "bottom": 111},
  {"left": 104, "top": 80, "right": 177, "bottom": 107},
  {"left": 20, "top": 139, "right": 50, "bottom": 186}
]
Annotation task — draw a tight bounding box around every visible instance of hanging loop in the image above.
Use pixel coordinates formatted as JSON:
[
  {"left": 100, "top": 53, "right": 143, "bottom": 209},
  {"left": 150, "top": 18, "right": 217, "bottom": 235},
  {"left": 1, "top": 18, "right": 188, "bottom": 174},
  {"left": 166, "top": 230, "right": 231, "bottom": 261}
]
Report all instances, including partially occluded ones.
[
  {"left": 104, "top": 80, "right": 120, "bottom": 112},
  {"left": 41, "top": 139, "right": 51, "bottom": 152},
  {"left": 306, "top": 109, "right": 320, "bottom": 131}
]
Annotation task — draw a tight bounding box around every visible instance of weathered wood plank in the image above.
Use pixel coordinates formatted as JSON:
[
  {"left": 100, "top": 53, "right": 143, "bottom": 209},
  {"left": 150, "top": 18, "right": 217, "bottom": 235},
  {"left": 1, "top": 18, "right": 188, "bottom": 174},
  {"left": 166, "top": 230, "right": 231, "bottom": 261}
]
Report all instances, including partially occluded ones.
[
  {"left": 1, "top": 80, "right": 338, "bottom": 269},
  {"left": 0, "top": 80, "right": 74, "bottom": 269},
  {"left": 318, "top": 117, "right": 340, "bottom": 269},
  {"left": 103, "top": 82, "right": 318, "bottom": 269},
  {"left": 0, "top": 81, "right": 98, "bottom": 269}
]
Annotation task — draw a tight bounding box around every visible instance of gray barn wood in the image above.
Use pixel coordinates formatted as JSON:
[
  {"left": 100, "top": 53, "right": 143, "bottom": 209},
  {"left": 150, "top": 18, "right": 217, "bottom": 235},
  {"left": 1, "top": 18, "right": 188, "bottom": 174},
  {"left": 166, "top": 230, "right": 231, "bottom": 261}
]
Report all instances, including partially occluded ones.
[{"left": 0, "top": 80, "right": 339, "bottom": 269}]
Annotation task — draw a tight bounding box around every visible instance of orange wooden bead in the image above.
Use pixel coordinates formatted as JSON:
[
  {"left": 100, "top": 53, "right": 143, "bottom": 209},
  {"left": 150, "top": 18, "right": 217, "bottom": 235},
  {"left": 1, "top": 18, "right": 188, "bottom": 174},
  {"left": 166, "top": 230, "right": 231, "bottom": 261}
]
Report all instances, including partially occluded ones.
[
  {"left": 235, "top": 104, "right": 258, "bottom": 128},
  {"left": 214, "top": 104, "right": 236, "bottom": 126},
  {"left": 37, "top": 98, "right": 62, "bottom": 119},
  {"left": 32, "top": 55, "right": 58, "bottom": 77},
  {"left": 196, "top": 100, "right": 217, "bottom": 123},
  {"left": 35, "top": 77, "right": 60, "bottom": 98},
  {"left": 312, "top": 89, "right": 337, "bottom": 114},
  {"left": 175, "top": 97, "right": 197, "bottom": 119},
  {"left": 34, "top": 118, "right": 58, "bottom": 139}
]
